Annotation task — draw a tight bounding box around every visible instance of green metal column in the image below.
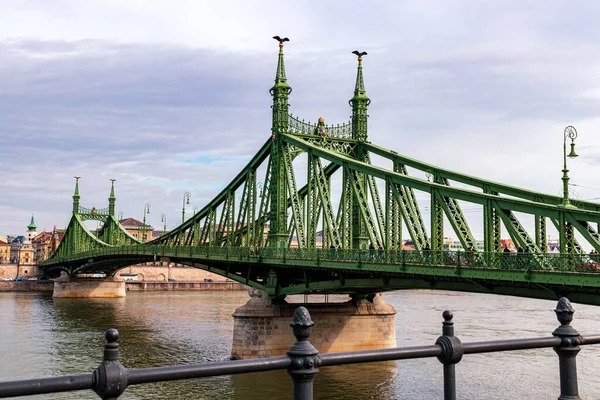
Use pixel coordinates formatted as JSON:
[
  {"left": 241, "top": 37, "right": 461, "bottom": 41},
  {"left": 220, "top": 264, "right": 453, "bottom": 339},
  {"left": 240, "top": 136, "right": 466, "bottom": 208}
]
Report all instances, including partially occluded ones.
[
  {"left": 385, "top": 177, "right": 402, "bottom": 250},
  {"left": 430, "top": 188, "right": 444, "bottom": 253},
  {"left": 535, "top": 215, "right": 547, "bottom": 252},
  {"left": 484, "top": 199, "right": 493, "bottom": 253},
  {"left": 268, "top": 40, "right": 292, "bottom": 248},
  {"left": 350, "top": 52, "right": 370, "bottom": 250},
  {"left": 246, "top": 170, "right": 257, "bottom": 247},
  {"left": 559, "top": 212, "right": 566, "bottom": 254}
]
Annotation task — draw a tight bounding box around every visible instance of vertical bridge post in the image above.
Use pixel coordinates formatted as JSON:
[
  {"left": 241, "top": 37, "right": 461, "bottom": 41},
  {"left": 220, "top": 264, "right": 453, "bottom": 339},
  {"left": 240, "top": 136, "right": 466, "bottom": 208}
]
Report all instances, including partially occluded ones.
[
  {"left": 553, "top": 297, "right": 581, "bottom": 400},
  {"left": 92, "top": 329, "right": 128, "bottom": 399},
  {"left": 436, "top": 310, "right": 463, "bottom": 400},
  {"left": 287, "top": 307, "right": 321, "bottom": 400}
]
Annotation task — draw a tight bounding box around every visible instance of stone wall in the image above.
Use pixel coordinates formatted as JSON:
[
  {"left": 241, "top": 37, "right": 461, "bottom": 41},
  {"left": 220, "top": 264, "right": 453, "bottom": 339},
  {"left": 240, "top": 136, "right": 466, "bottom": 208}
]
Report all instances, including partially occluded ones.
[
  {"left": 115, "top": 265, "right": 225, "bottom": 282},
  {"left": 0, "top": 264, "right": 39, "bottom": 279},
  {"left": 126, "top": 281, "right": 247, "bottom": 291},
  {"left": 53, "top": 278, "right": 126, "bottom": 298},
  {"left": 0, "top": 280, "right": 53, "bottom": 292},
  {"left": 231, "top": 292, "right": 396, "bottom": 359}
]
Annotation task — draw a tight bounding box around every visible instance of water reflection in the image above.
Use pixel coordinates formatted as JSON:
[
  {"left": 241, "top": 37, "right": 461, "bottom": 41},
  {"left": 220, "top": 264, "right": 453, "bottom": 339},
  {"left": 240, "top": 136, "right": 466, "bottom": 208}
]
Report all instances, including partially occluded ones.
[{"left": 2, "top": 290, "right": 600, "bottom": 399}]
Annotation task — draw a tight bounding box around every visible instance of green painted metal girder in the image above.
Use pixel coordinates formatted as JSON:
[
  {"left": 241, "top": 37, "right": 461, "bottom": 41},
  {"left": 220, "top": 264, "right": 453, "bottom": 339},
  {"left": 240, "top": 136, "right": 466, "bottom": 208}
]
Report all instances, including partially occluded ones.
[
  {"left": 51, "top": 214, "right": 112, "bottom": 264},
  {"left": 275, "top": 277, "right": 600, "bottom": 306},
  {"left": 41, "top": 245, "right": 600, "bottom": 305},
  {"left": 280, "top": 133, "right": 600, "bottom": 223},
  {"left": 313, "top": 157, "right": 342, "bottom": 248},
  {"left": 565, "top": 215, "right": 600, "bottom": 253},
  {"left": 435, "top": 178, "right": 477, "bottom": 251},
  {"left": 550, "top": 218, "right": 582, "bottom": 255},
  {"left": 365, "top": 142, "right": 600, "bottom": 213},
  {"left": 97, "top": 215, "right": 141, "bottom": 246},
  {"left": 430, "top": 188, "right": 444, "bottom": 253},
  {"left": 389, "top": 165, "right": 429, "bottom": 250},
  {"left": 284, "top": 145, "right": 306, "bottom": 248},
  {"left": 347, "top": 166, "right": 382, "bottom": 248},
  {"left": 365, "top": 154, "right": 386, "bottom": 243}
]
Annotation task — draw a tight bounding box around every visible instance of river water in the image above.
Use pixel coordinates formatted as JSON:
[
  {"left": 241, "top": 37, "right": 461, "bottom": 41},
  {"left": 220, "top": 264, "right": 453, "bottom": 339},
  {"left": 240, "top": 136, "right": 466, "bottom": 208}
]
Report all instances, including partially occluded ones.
[{"left": 1, "top": 290, "right": 600, "bottom": 399}]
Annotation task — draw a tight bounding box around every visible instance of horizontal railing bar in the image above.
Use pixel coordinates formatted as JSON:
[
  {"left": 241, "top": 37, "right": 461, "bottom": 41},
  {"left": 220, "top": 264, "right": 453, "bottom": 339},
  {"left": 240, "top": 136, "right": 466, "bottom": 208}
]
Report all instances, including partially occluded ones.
[
  {"left": 319, "top": 345, "right": 442, "bottom": 366},
  {"left": 463, "top": 337, "right": 561, "bottom": 354},
  {"left": 127, "top": 356, "right": 290, "bottom": 385},
  {"left": 581, "top": 335, "right": 600, "bottom": 345},
  {"left": 0, "top": 374, "right": 93, "bottom": 398}
]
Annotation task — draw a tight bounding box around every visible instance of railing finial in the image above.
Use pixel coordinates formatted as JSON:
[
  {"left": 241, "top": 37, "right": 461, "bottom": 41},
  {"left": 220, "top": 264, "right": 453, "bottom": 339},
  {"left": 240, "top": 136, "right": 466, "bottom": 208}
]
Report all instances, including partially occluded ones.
[
  {"left": 93, "top": 329, "right": 128, "bottom": 399},
  {"left": 287, "top": 307, "right": 320, "bottom": 400}
]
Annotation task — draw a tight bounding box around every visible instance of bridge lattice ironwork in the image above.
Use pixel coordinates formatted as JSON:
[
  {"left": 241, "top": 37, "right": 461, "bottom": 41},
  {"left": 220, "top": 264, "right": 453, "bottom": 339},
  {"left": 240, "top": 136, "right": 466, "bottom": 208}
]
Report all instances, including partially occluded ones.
[{"left": 40, "top": 40, "right": 600, "bottom": 304}]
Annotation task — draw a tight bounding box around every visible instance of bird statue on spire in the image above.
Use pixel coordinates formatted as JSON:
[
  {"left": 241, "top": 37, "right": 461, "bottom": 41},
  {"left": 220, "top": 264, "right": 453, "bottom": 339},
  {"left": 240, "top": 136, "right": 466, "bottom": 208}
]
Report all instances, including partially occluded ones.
[
  {"left": 273, "top": 36, "right": 290, "bottom": 47},
  {"left": 352, "top": 50, "right": 368, "bottom": 61}
]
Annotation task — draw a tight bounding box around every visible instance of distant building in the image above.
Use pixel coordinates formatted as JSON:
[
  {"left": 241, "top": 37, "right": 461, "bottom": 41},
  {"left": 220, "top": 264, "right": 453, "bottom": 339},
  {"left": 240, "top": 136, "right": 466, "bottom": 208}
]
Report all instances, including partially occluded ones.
[
  {"left": 9, "top": 216, "right": 36, "bottom": 271},
  {"left": 0, "top": 236, "right": 10, "bottom": 264},
  {"left": 119, "top": 217, "right": 153, "bottom": 242},
  {"left": 32, "top": 227, "right": 65, "bottom": 262},
  {"left": 443, "top": 239, "right": 484, "bottom": 252}
]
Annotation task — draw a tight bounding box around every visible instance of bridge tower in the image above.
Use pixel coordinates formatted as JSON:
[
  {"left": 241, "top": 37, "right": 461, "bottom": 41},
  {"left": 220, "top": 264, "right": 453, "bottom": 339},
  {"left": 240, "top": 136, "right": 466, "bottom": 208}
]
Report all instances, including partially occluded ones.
[
  {"left": 72, "top": 176, "right": 81, "bottom": 214},
  {"left": 348, "top": 52, "right": 371, "bottom": 249},
  {"left": 268, "top": 38, "right": 292, "bottom": 249}
]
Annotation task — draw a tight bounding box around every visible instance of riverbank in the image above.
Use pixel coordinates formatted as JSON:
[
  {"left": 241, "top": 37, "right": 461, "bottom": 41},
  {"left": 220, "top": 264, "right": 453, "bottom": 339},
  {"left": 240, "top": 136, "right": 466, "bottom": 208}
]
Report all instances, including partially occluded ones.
[{"left": 0, "top": 280, "right": 247, "bottom": 292}]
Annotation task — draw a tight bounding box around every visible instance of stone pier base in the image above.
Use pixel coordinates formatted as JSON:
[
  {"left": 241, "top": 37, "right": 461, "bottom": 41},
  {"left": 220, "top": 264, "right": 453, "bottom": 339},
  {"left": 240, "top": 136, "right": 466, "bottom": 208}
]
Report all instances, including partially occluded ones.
[
  {"left": 231, "top": 290, "right": 396, "bottom": 359},
  {"left": 52, "top": 278, "right": 126, "bottom": 298}
]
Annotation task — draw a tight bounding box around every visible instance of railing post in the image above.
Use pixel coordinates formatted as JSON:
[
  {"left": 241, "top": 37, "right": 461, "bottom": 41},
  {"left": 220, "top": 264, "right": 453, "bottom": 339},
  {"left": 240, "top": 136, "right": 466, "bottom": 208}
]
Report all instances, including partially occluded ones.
[
  {"left": 553, "top": 297, "right": 581, "bottom": 400},
  {"left": 436, "top": 310, "right": 463, "bottom": 400},
  {"left": 92, "top": 329, "right": 128, "bottom": 399},
  {"left": 287, "top": 307, "right": 320, "bottom": 400}
]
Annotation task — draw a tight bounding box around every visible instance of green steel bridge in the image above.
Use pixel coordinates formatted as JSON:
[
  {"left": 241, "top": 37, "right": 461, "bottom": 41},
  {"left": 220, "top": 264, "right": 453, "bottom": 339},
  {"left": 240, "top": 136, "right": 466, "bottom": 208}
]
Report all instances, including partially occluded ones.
[{"left": 40, "top": 40, "right": 600, "bottom": 305}]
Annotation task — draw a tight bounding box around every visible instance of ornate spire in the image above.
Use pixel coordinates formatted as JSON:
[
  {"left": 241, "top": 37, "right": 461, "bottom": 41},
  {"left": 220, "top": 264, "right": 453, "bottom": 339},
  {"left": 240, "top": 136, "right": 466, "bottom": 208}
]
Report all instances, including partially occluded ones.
[
  {"left": 108, "top": 179, "right": 116, "bottom": 216},
  {"left": 270, "top": 36, "right": 292, "bottom": 134},
  {"left": 350, "top": 51, "right": 370, "bottom": 142},
  {"left": 72, "top": 176, "right": 81, "bottom": 214},
  {"left": 27, "top": 214, "right": 36, "bottom": 231},
  {"left": 271, "top": 36, "right": 291, "bottom": 92}
]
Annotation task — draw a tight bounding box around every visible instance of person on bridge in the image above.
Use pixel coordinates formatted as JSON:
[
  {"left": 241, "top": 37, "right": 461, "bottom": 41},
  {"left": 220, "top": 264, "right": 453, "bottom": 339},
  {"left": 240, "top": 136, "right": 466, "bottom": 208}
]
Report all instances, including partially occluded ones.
[
  {"left": 424, "top": 244, "right": 431, "bottom": 264},
  {"left": 502, "top": 245, "right": 511, "bottom": 269}
]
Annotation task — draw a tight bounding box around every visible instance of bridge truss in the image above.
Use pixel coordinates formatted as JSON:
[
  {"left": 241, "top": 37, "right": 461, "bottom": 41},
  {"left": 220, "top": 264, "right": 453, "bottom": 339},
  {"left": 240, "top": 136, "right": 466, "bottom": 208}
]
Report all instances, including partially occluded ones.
[{"left": 41, "top": 41, "right": 600, "bottom": 303}]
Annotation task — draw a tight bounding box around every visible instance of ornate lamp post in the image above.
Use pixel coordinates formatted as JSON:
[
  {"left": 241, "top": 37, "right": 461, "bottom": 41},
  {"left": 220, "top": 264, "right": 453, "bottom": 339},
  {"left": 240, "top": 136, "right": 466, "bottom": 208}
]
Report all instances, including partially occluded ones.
[
  {"left": 142, "top": 203, "right": 151, "bottom": 241},
  {"left": 161, "top": 213, "right": 167, "bottom": 234},
  {"left": 182, "top": 192, "right": 191, "bottom": 224},
  {"left": 562, "top": 126, "right": 578, "bottom": 207},
  {"left": 118, "top": 211, "right": 124, "bottom": 221}
]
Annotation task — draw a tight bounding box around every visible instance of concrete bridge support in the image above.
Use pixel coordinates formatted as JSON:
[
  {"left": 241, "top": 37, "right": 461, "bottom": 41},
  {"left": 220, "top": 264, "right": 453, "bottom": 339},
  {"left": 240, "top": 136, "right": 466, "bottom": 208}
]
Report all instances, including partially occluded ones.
[
  {"left": 52, "top": 276, "right": 126, "bottom": 298},
  {"left": 231, "top": 290, "right": 397, "bottom": 359}
]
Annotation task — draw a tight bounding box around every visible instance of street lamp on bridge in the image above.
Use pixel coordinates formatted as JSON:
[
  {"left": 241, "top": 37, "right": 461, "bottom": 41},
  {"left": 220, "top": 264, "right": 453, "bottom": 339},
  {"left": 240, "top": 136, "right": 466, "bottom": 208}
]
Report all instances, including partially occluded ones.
[
  {"left": 562, "top": 126, "right": 578, "bottom": 207},
  {"left": 161, "top": 213, "right": 167, "bottom": 234},
  {"left": 182, "top": 192, "right": 191, "bottom": 224},
  {"left": 142, "top": 203, "right": 151, "bottom": 241}
]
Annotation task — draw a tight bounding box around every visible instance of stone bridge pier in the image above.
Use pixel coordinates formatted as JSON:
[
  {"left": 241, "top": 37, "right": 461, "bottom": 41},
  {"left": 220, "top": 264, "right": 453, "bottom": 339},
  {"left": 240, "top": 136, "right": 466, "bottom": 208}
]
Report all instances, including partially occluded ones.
[
  {"left": 52, "top": 272, "right": 126, "bottom": 298},
  {"left": 231, "top": 289, "right": 397, "bottom": 359}
]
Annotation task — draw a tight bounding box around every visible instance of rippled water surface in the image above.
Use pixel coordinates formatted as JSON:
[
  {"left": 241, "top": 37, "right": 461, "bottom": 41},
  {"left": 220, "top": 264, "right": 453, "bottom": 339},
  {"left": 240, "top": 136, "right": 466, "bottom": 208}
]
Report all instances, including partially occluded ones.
[{"left": 1, "top": 290, "right": 600, "bottom": 399}]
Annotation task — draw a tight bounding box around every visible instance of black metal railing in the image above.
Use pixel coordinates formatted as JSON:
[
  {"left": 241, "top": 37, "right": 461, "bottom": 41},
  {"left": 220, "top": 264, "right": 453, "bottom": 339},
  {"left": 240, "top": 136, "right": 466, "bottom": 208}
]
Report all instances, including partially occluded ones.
[{"left": 1, "top": 297, "right": 599, "bottom": 399}]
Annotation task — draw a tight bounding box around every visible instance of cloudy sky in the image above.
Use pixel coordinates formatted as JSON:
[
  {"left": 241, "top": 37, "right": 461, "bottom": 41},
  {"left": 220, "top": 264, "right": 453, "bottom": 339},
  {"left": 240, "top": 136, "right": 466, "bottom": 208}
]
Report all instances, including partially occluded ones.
[{"left": 1, "top": 1, "right": 599, "bottom": 241}]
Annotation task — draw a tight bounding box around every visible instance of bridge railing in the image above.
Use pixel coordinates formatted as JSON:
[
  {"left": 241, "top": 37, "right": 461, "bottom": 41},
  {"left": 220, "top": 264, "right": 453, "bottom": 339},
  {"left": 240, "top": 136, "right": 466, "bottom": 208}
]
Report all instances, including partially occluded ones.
[
  {"left": 43, "top": 244, "right": 600, "bottom": 275},
  {"left": 0, "top": 297, "right": 599, "bottom": 399}
]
